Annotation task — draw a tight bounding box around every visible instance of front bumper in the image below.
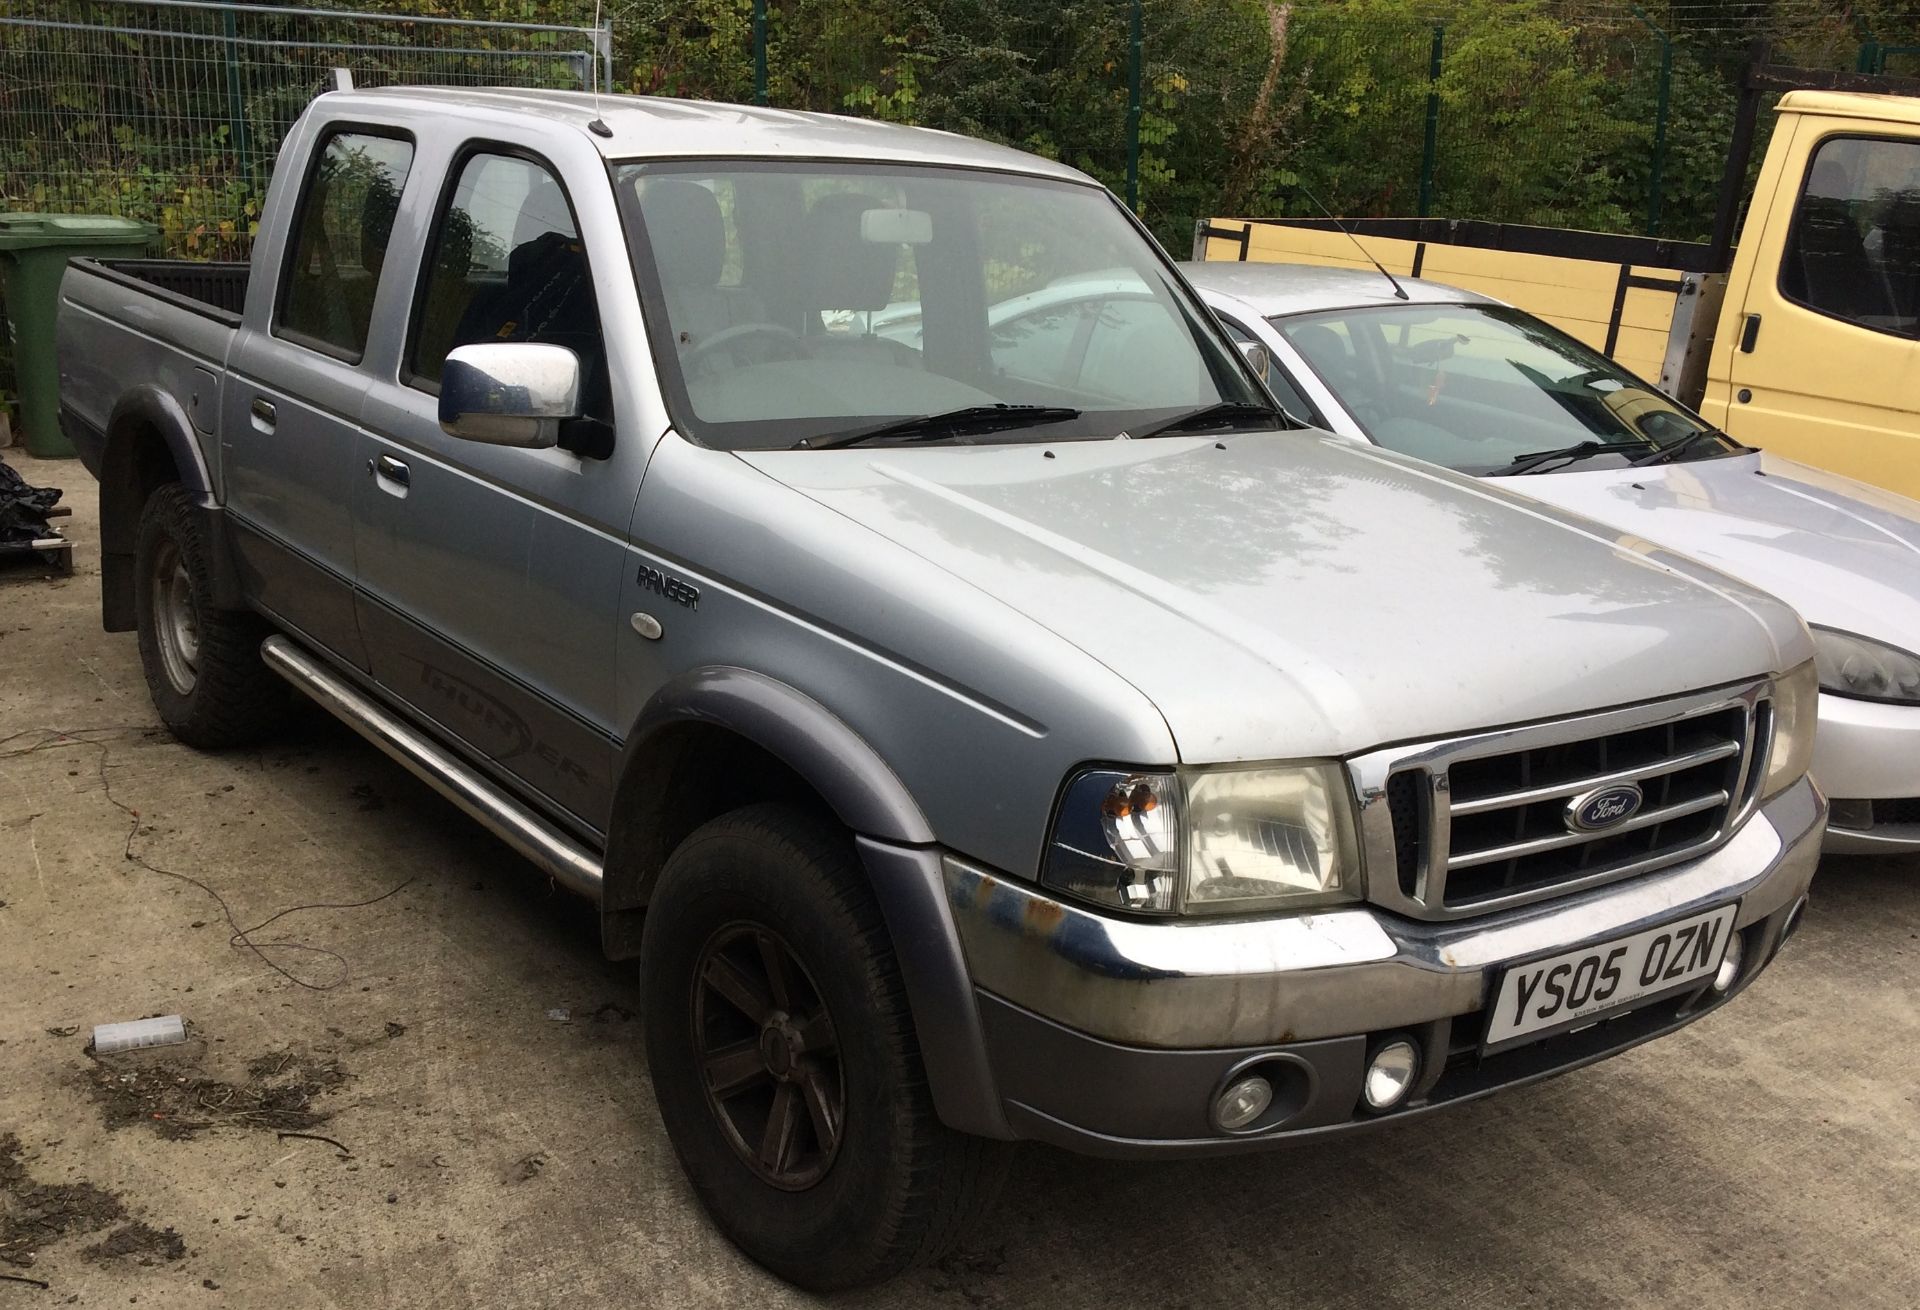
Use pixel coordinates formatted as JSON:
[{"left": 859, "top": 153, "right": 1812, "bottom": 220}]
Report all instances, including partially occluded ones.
[
  {"left": 944, "top": 776, "right": 1823, "bottom": 1157},
  {"left": 1812, "top": 692, "right": 1920, "bottom": 854}
]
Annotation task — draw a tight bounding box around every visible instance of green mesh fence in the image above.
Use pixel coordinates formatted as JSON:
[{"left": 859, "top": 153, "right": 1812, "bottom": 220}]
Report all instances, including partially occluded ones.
[{"left": 0, "top": 1, "right": 606, "bottom": 259}]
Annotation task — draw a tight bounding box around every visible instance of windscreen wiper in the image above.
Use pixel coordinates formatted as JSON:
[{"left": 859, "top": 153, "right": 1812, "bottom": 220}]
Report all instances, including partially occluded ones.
[
  {"left": 797, "top": 404, "right": 1081, "bottom": 450},
  {"left": 1125, "top": 401, "right": 1286, "bottom": 440},
  {"left": 1628, "top": 427, "right": 1749, "bottom": 466},
  {"left": 1489, "top": 439, "right": 1630, "bottom": 476}
]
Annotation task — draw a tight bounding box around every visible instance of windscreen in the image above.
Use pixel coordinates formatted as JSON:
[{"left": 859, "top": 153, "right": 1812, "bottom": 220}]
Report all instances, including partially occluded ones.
[
  {"left": 613, "top": 161, "right": 1265, "bottom": 450},
  {"left": 1273, "top": 302, "right": 1739, "bottom": 474}
]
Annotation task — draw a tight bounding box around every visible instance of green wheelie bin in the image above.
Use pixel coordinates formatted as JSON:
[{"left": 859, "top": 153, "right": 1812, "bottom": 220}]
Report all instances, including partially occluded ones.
[{"left": 0, "top": 214, "right": 158, "bottom": 457}]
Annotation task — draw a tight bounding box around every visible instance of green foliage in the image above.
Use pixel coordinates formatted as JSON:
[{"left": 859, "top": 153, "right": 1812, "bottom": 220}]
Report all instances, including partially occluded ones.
[{"left": 7, "top": 0, "right": 1920, "bottom": 266}]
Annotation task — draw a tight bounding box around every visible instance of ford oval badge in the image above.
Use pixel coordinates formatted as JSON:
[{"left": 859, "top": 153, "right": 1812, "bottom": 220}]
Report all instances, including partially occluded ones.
[{"left": 1565, "top": 783, "right": 1644, "bottom": 833}]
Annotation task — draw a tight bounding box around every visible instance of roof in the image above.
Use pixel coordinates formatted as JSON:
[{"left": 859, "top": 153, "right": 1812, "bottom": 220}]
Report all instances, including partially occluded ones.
[
  {"left": 1776, "top": 89, "right": 1920, "bottom": 127},
  {"left": 1178, "top": 260, "right": 1493, "bottom": 317},
  {"left": 325, "top": 87, "right": 1091, "bottom": 182}
]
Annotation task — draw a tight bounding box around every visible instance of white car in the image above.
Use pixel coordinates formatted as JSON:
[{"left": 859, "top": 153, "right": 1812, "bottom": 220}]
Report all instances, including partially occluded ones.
[{"left": 1186, "top": 259, "right": 1920, "bottom": 856}]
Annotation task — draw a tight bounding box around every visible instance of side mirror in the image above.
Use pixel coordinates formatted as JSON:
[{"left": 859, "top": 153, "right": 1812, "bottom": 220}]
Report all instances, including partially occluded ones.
[
  {"left": 1237, "top": 340, "right": 1270, "bottom": 379},
  {"left": 438, "top": 342, "right": 581, "bottom": 448}
]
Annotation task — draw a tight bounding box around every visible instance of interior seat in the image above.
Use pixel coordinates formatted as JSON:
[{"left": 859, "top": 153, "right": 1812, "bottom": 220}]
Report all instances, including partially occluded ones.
[
  {"left": 1789, "top": 158, "right": 1901, "bottom": 326},
  {"left": 801, "top": 192, "right": 913, "bottom": 363},
  {"left": 638, "top": 179, "right": 768, "bottom": 350}
]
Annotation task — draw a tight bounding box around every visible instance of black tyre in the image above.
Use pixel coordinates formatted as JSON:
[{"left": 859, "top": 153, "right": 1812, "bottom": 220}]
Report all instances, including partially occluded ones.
[
  {"left": 133, "top": 483, "right": 286, "bottom": 748},
  {"left": 640, "top": 803, "right": 1007, "bottom": 1290}
]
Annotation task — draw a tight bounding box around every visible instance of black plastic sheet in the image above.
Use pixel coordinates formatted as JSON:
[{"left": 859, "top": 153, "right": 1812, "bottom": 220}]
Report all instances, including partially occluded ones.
[{"left": 0, "top": 457, "right": 62, "bottom": 546}]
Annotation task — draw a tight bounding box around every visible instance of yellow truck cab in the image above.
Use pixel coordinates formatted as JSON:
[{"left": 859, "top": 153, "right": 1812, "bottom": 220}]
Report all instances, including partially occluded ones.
[
  {"left": 1198, "top": 58, "right": 1920, "bottom": 501},
  {"left": 1701, "top": 90, "right": 1920, "bottom": 492}
]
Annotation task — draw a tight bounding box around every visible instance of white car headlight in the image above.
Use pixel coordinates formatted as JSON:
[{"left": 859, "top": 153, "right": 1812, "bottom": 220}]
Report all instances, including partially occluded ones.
[
  {"left": 1042, "top": 763, "right": 1361, "bottom": 915},
  {"left": 1762, "top": 660, "right": 1819, "bottom": 801},
  {"left": 1811, "top": 627, "right": 1920, "bottom": 705}
]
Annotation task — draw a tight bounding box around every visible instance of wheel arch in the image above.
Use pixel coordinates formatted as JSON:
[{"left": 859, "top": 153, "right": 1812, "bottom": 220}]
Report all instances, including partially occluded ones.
[
  {"left": 601, "top": 666, "right": 935, "bottom": 957},
  {"left": 99, "top": 387, "right": 236, "bottom": 630},
  {"left": 603, "top": 667, "right": 1010, "bottom": 1139}
]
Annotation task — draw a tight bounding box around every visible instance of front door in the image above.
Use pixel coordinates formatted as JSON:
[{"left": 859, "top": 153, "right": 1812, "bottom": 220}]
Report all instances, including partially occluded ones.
[
  {"left": 353, "top": 145, "right": 629, "bottom": 833},
  {"left": 1708, "top": 116, "right": 1920, "bottom": 499},
  {"left": 223, "top": 126, "right": 416, "bottom": 667}
]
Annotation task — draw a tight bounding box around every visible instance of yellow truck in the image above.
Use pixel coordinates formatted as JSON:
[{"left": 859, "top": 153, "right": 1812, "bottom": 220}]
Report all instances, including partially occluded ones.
[{"left": 1198, "top": 55, "right": 1920, "bottom": 500}]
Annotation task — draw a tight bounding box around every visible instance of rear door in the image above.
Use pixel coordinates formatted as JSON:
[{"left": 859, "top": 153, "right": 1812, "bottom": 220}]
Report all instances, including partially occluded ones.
[
  {"left": 1712, "top": 115, "right": 1920, "bottom": 499},
  {"left": 352, "top": 140, "right": 631, "bottom": 833},
  {"left": 224, "top": 125, "right": 416, "bottom": 666}
]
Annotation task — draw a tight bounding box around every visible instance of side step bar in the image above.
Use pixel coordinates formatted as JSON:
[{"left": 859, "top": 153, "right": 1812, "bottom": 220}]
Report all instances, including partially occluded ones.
[{"left": 260, "top": 635, "right": 604, "bottom": 900}]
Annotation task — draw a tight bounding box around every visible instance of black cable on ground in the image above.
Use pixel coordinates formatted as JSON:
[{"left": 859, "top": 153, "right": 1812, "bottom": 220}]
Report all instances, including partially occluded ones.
[{"left": 2, "top": 728, "right": 414, "bottom": 990}]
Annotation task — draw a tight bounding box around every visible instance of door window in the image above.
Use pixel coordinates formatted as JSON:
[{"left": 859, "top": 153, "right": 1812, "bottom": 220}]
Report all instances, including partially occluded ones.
[
  {"left": 410, "top": 151, "right": 608, "bottom": 417},
  {"left": 1781, "top": 135, "right": 1920, "bottom": 337},
  {"left": 276, "top": 131, "right": 414, "bottom": 362}
]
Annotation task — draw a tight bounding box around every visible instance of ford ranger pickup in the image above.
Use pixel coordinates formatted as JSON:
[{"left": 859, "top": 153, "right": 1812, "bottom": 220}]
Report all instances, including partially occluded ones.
[{"left": 56, "top": 87, "right": 1825, "bottom": 1289}]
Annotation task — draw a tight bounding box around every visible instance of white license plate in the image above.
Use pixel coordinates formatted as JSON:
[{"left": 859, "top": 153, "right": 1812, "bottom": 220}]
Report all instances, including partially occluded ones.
[{"left": 1484, "top": 904, "right": 1739, "bottom": 1050}]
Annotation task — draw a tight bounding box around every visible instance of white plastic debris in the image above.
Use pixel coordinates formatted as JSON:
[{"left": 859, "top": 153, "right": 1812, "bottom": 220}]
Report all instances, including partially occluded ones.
[
  {"left": 546, "top": 1008, "right": 570, "bottom": 1023},
  {"left": 91, "top": 1015, "right": 186, "bottom": 1053}
]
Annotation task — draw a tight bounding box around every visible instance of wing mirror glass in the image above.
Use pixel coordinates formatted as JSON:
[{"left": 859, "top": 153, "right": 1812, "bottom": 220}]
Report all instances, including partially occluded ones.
[
  {"left": 438, "top": 342, "right": 582, "bottom": 448},
  {"left": 1237, "top": 340, "right": 1270, "bottom": 379}
]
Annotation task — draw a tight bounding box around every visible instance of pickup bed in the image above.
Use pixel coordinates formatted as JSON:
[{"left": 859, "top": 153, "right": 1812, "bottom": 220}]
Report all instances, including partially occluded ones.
[{"left": 57, "top": 86, "right": 1825, "bottom": 1289}]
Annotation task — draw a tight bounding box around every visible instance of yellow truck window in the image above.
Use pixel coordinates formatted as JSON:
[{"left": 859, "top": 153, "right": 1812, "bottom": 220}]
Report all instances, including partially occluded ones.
[{"left": 1780, "top": 135, "right": 1920, "bottom": 337}]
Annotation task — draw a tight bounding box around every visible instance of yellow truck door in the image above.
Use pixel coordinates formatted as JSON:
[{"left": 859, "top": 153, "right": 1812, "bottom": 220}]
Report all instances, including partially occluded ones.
[{"left": 1706, "top": 95, "right": 1920, "bottom": 499}]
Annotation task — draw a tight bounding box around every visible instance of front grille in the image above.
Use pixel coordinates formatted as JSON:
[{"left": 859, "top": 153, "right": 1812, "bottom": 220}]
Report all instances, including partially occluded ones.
[
  {"left": 1840, "top": 796, "right": 1920, "bottom": 828},
  {"left": 1876, "top": 798, "right": 1920, "bottom": 825},
  {"left": 1357, "top": 682, "right": 1766, "bottom": 919}
]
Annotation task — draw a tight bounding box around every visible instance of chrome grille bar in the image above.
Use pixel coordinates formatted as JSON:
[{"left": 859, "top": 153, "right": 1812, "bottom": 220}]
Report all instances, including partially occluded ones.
[
  {"left": 1447, "top": 739, "right": 1741, "bottom": 816},
  {"left": 1446, "top": 790, "right": 1730, "bottom": 870}
]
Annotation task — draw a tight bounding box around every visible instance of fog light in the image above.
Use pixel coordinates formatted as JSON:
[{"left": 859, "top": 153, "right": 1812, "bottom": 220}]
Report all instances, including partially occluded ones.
[
  {"left": 1712, "top": 932, "right": 1745, "bottom": 993},
  {"left": 1363, "top": 1039, "right": 1419, "bottom": 1111},
  {"left": 1214, "top": 1075, "right": 1274, "bottom": 1131}
]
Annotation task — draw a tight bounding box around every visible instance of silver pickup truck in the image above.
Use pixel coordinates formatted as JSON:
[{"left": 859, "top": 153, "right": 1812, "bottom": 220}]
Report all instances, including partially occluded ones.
[{"left": 57, "top": 87, "right": 1824, "bottom": 1289}]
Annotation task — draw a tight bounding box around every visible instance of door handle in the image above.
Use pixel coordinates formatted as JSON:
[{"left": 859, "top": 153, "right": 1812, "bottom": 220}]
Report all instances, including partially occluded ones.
[
  {"left": 373, "top": 454, "right": 411, "bottom": 487},
  {"left": 1738, "top": 314, "right": 1762, "bottom": 353},
  {"left": 249, "top": 396, "right": 277, "bottom": 430}
]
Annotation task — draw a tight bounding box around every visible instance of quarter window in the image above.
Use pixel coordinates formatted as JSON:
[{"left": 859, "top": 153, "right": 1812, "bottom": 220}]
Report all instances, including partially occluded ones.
[
  {"left": 410, "top": 152, "right": 607, "bottom": 417},
  {"left": 1781, "top": 135, "right": 1920, "bottom": 337},
  {"left": 276, "top": 131, "right": 414, "bottom": 361}
]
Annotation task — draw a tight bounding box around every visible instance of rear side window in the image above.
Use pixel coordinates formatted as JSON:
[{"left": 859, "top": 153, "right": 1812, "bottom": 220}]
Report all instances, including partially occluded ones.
[
  {"left": 276, "top": 131, "right": 415, "bottom": 361},
  {"left": 1781, "top": 135, "right": 1920, "bottom": 338},
  {"left": 409, "top": 151, "right": 605, "bottom": 417}
]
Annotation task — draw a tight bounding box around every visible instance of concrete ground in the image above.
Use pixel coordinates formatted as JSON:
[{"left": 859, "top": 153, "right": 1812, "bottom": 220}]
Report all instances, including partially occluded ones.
[{"left": 0, "top": 449, "right": 1915, "bottom": 1309}]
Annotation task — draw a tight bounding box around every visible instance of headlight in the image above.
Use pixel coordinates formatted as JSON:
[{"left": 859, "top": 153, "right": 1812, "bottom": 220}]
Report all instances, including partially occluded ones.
[
  {"left": 1762, "top": 660, "right": 1818, "bottom": 801},
  {"left": 1041, "top": 763, "right": 1361, "bottom": 915},
  {"left": 1811, "top": 627, "right": 1920, "bottom": 705}
]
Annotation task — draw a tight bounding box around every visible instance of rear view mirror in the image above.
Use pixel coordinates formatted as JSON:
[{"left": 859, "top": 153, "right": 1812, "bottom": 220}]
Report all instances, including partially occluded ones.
[
  {"left": 861, "top": 208, "right": 933, "bottom": 245},
  {"left": 439, "top": 342, "right": 581, "bottom": 448},
  {"left": 1238, "top": 340, "right": 1271, "bottom": 379}
]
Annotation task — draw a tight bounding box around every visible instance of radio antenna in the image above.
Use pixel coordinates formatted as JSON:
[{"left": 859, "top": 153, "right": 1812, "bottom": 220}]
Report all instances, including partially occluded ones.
[
  {"left": 587, "top": 0, "right": 613, "bottom": 138},
  {"left": 1294, "top": 182, "right": 1409, "bottom": 300}
]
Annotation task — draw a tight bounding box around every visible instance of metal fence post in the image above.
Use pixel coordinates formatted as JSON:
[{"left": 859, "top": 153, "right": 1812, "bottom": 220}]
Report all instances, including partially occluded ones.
[
  {"left": 1858, "top": 39, "right": 1881, "bottom": 74},
  {"left": 221, "top": 7, "right": 252, "bottom": 188},
  {"left": 1125, "top": 0, "right": 1143, "bottom": 211},
  {"left": 752, "top": 0, "right": 768, "bottom": 106},
  {"left": 1633, "top": 6, "right": 1671, "bottom": 236},
  {"left": 1418, "top": 25, "right": 1442, "bottom": 218}
]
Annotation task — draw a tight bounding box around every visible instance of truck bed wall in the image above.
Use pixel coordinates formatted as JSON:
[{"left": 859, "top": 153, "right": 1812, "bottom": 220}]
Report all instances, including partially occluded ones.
[
  {"left": 57, "top": 259, "right": 235, "bottom": 490},
  {"left": 1195, "top": 218, "right": 1726, "bottom": 408},
  {"left": 84, "top": 258, "right": 250, "bottom": 322}
]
